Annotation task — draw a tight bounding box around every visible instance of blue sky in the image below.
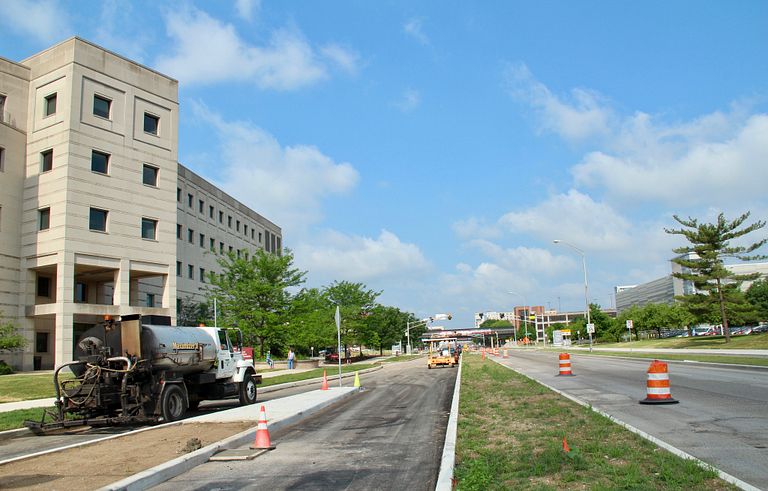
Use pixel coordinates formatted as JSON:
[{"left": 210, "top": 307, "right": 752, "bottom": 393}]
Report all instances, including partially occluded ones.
[{"left": 2, "top": 1, "right": 768, "bottom": 327}]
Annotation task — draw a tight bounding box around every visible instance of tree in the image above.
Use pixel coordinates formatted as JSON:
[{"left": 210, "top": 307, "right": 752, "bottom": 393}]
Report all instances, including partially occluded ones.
[
  {"left": 176, "top": 297, "right": 213, "bottom": 327},
  {"left": 0, "top": 312, "right": 26, "bottom": 352},
  {"left": 321, "top": 280, "right": 381, "bottom": 348},
  {"left": 665, "top": 212, "right": 767, "bottom": 343},
  {"left": 203, "top": 248, "right": 306, "bottom": 357},
  {"left": 589, "top": 303, "right": 614, "bottom": 340},
  {"left": 745, "top": 278, "right": 768, "bottom": 321}
]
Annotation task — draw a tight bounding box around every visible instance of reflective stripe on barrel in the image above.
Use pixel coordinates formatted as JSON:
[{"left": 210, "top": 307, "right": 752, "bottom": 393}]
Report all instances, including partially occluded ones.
[{"left": 558, "top": 353, "right": 572, "bottom": 375}]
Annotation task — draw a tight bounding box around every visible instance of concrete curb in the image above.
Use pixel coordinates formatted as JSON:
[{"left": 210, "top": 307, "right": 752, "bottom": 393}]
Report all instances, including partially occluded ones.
[
  {"left": 435, "top": 354, "right": 462, "bottom": 491},
  {"left": 567, "top": 352, "right": 768, "bottom": 372},
  {"left": 489, "top": 357, "right": 762, "bottom": 491},
  {"left": 95, "top": 387, "right": 363, "bottom": 491},
  {"left": 258, "top": 364, "right": 383, "bottom": 393}
]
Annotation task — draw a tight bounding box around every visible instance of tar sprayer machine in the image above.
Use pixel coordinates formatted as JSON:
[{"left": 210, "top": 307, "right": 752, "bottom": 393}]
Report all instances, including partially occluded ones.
[{"left": 25, "top": 314, "right": 261, "bottom": 432}]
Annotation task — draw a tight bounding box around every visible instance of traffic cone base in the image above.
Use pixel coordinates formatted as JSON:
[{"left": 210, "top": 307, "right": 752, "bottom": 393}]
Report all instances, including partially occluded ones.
[{"left": 250, "top": 405, "right": 276, "bottom": 450}]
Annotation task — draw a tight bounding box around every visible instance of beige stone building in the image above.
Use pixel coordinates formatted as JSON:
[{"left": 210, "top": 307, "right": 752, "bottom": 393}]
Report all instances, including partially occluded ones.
[{"left": 0, "top": 38, "right": 280, "bottom": 371}]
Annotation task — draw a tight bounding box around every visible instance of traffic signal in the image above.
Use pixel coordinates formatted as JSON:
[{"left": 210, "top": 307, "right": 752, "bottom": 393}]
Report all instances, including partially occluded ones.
[{"left": 447, "top": 315, "right": 452, "bottom": 320}]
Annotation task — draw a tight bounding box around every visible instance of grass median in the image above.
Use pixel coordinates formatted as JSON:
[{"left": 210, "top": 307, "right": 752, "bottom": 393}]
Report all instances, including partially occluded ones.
[
  {"left": 577, "top": 351, "right": 768, "bottom": 367},
  {"left": 454, "top": 355, "right": 738, "bottom": 491}
]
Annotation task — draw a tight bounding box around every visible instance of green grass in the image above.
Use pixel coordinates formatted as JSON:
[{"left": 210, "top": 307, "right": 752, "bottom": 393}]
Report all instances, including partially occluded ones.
[
  {"left": 454, "top": 355, "right": 737, "bottom": 491},
  {"left": 379, "top": 354, "right": 422, "bottom": 363},
  {"left": 583, "top": 351, "right": 768, "bottom": 366},
  {"left": 0, "top": 372, "right": 73, "bottom": 403},
  {"left": 0, "top": 407, "right": 57, "bottom": 432},
  {"left": 602, "top": 331, "right": 768, "bottom": 350}
]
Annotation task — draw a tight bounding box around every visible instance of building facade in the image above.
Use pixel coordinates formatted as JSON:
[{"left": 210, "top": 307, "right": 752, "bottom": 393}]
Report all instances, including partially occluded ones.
[{"left": 0, "top": 38, "right": 281, "bottom": 371}]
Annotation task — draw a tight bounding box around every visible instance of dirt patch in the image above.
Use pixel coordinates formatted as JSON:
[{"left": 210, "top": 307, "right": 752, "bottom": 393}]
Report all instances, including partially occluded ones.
[{"left": 0, "top": 422, "right": 253, "bottom": 490}]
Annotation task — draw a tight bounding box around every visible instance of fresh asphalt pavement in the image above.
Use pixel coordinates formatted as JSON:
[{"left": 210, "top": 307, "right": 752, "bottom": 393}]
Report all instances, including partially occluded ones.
[
  {"left": 494, "top": 349, "right": 768, "bottom": 491},
  {"left": 149, "top": 357, "right": 457, "bottom": 491}
]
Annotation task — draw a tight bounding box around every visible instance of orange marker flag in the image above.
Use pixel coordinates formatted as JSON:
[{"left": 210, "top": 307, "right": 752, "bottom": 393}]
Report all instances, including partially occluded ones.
[{"left": 563, "top": 437, "right": 570, "bottom": 453}]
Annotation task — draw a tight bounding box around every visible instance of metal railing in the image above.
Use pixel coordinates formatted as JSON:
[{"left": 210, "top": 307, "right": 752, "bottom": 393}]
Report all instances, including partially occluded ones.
[{"left": 0, "top": 109, "right": 16, "bottom": 128}]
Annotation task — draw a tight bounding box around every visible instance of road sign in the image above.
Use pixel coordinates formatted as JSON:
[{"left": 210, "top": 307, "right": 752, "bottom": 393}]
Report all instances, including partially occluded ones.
[
  {"left": 586, "top": 323, "right": 595, "bottom": 334},
  {"left": 626, "top": 320, "right": 634, "bottom": 329},
  {"left": 561, "top": 329, "right": 571, "bottom": 335}
]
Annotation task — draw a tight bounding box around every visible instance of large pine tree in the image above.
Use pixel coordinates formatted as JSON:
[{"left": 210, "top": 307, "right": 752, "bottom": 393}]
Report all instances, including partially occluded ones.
[{"left": 665, "top": 212, "right": 767, "bottom": 343}]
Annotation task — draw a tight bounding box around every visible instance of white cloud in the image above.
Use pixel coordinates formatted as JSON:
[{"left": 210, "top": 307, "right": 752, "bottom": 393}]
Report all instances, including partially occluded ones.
[
  {"left": 155, "top": 6, "right": 357, "bottom": 89},
  {"left": 294, "top": 229, "right": 432, "bottom": 283},
  {"left": 0, "top": 0, "right": 70, "bottom": 45},
  {"left": 235, "top": 0, "right": 260, "bottom": 21},
  {"left": 190, "top": 102, "right": 360, "bottom": 231},
  {"left": 404, "top": 18, "right": 430, "bottom": 45},
  {"left": 463, "top": 240, "right": 574, "bottom": 277},
  {"left": 451, "top": 217, "right": 503, "bottom": 240},
  {"left": 391, "top": 88, "right": 421, "bottom": 113},
  {"left": 504, "top": 62, "right": 614, "bottom": 141},
  {"left": 319, "top": 44, "right": 360, "bottom": 75},
  {"left": 92, "top": 0, "right": 149, "bottom": 64}
]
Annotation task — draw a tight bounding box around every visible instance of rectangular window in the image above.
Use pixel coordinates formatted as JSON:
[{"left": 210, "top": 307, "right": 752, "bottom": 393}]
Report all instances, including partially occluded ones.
[
  {"left": 146, "top": 294, "right": 155, "bottom": 308},
  {"left": 188, "top": 228, "right": 194, "bottom": 243},
  {"left": 276, "top": 236, "right": 281, "bottom": 251},
  {"left": 38, "top": 208, "right": 50, "bottom": 230},
  {"left": 244, "top": 224, "right": 248, "bottom": 236},
  {"left": 177, "top": 223, "right": 182, "bottom": 239},
  {"left": 236, "top": 220, "right": 240, "bottom": 232},
  {"left": 188, "top": 194, "right": 193, "bottom": 208},
  {"left": 188, "top": 264, "right": 194, "bottom": 279},
  {"left": 199, "top": 199, "right": 204, "bottom": 213},
  {"left": 36, "top": 332, "right": 49, "bottom": 353},
  {"left": 144, "top": 113, "right": 159, "bottom": 135},
  {"left": 93, "top": 95, "right": 111, "bottom": 118},
  {"left": 141, "top": 218, "right": 157, "bottom": 240},
  {"left": 91, "top": 150, "right": 109, "bottom": 174},
  {"left": 219, "top": 211, "right": 223, "bottom": 223},
  {"left": 210, "top": 238, "right": 215, "bottom": 250},
  {"left": 177, "top": 261, "right": 182, "bottom": 276},
  {"left": 229, "top": 246, "right": 233, "bottom": 252},
  {"left": 220, "top": 242, "right": 224, "bottom": 251},
  {"left": 177, "top": 188, "right": 182, "bottom": 202},
  {"left": 76, "top": 283, "right": 88, "bottom": 303},
  {"left": 228, "top": 216, "right": 232, "bottom": 228},
  {"left": 199, "top": 268, "right": 205, "bottom": 283},
  {"left": 0, "top": 146, "right": 4, "bottom": 172},
  {"left": 143, "top": 165, "right": 158, "bottom": 186},
  {"left": 37, "top": 276, "right": 50, "bottom": 297},
  {"left": 209, "top": 205, "right": 214, "bottom": 218},
  {"left": 44, "top": 93, "right": 57, "bottom": 116},
  {"left": 41, "top": 149, "right": 53, "bottom": 172},
  {"left": 199, "top": 233, "right": 205, "bottom": 247},
  {"left": 251, "top": 229, "right": 255, "bottom": 240},
  {"left": 259, "top": 232, "right": 262, "bottom": 243},
  {"left": 89, "top": 208, "right": 107, "bottom": 231}
]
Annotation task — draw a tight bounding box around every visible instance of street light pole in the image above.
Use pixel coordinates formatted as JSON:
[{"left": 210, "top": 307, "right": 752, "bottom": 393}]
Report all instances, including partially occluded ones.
[{"left": 554, "top": 240, "right": 592, "bottom": 352}]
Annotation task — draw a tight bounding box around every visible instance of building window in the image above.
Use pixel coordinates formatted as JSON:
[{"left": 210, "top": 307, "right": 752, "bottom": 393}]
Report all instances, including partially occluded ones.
[
  {"left": 44, "top": 93, "right": 57, "bottom": 117},
  {"left": 36, "top": 332, "right": 49, "bottom": 353},
  {"left": 199, "top": 199, "right": 204, "bottom": 213},
  {"left": 93, "top": 95, "right": 111, "bottom": 119},
  {"left": 199, "top": 268, "right": 205, "bottom": 283},
  {"left": 209, "top": 205, "right": 214, "bottom": 218},
  {"left": 188, "top": 264, "right": 194, "bottom": 279},
  {"left": 37, "top": 276, "right": 50, "bottom": 297},
  {"left": 144, "top": 113, "right": 159, "bottom": 135},
  {"left": 141, "top": 218, "right": 157, "bottom": 240},
  {"left": 89, "top": 208, "right": 108, "bottom": 231},
  {"left": 259, "top": 232, "right": 262, "bottom": 243},
  {"left": 41, "top": 149, "right": 53, "bottom": 172},
  {"left": 38, "top": 208, "right": 50, "bottom": 230},
  {"left": 0, "top": 146, "right": 4, "bottom": 172},
  {"left": 210, "top": 237, "right": 215, "bottom": 250},
  {"left": 177, "top": 188, "right": 182, "bottom": 202},
  {"left": 177, "top": 261, "right": 182, "bottom": 276},
  {"left": 220, "top": 242, "right": 224, "bottom": 251},
  {"left": 228, "top": 216, "right": 232, "bottom": 228},
  {"left": 199, "top": 233, "right": 205, "bottom": 247},
  {"left": 276, "top": 236, "right": 281, "bottom": 251},
  {"left": 229, "top": 246, "right": 233, "bottom": 252},
  {"left": 177, "top": 224, "right": 182, "bottom": 239},
  {"left": 236, "top": 220, "right": 240, "bottom": 232},
  {"left": 244, "top": 224, "right": 248, "bottom": 236},
  {"left": 188, "top": 194, "right": 193, "bottom": 208},
  {"left": 146, "top": 294, "right": 155, "bottom": 308},
  {"left": 143, "top": 165, "right": 158, "bottom": 186},
  {"left": 91, "top": 150, "right": 109, "bottom": 174},
  {"left": 219, "top": 211, "right": 223, "bottom": 223},
  {"left": 251, "top": 229, "right": 255, "bottom": 240},
  {"left": 76, "top": 283, "right": 88, "bottom": 302},
  {"left": 188, "top": 228, "right": 194, "bottom": 243}
]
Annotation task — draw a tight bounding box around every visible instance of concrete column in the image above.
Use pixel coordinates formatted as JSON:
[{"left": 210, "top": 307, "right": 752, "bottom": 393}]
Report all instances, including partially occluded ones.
[
  {"left": 54, "top": 254, "right": 75, "bottom": 365},
  {"left": 113, "top": 258, "right": 130, "bottom": 307},
  {"left": 54, "top": 311, "right": 74, "bottom": 365}
]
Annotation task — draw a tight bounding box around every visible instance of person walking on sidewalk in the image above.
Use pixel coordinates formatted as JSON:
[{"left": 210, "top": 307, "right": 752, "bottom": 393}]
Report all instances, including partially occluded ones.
[
  {"left": 266, "top": 350, "right": 274, "bottom": 369},
  {"left": 287, "top": 348, "right": 295, "bottom": 369}
]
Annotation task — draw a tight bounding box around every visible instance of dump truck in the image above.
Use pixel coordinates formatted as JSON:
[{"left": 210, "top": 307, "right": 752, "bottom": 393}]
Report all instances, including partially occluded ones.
[{"left": 24, "top": 314, "right": 260, "bottom": 432}]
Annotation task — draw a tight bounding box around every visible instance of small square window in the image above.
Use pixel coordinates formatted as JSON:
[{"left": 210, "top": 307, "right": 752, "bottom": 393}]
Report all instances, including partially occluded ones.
[
  {"left": 89, "top": 208, "right": 107, "bottom": 232},
  {"left": 36, "top": 332, "right": 49, "bottom": 353},
  {"left": 41, "top": 149, "right": 53, "bottom": 172},
  {"left": 37, "top": 276, "right": 50, "bottom": 297},
  {"left": 142, "top": 218, "right": 157, "bottom": 240},
  {"left": 76, "top": 283, "right": 88, "bottom": 303},
  {"left": 38, "top": 207, "right": 50, "bottom": 230},
  {"left": 144, "top": 113, "right": 159, "bottom": 135},
  {"left": 199, "top": 199, "right": 204, "bottom": 213},
  {"left": 93, "top": 95, "right": 111, "bottom": 119},
  {"left": 229, "top": 246, "right": 233, "bottom": 252},
  {"left": 91, "top": 150, "right": 109, "bottom": 174},
  {"left": 199, "top": 268, "right": 206, "bottom": 282},
  {"left": 199, "top": 233, "right": 205, "bottom": 247},
  {"left": 188, "top": 264, "right": 194, "bottom": 279},
  {"left": 188, "top": 229, "right": 194, "bottom": 243},
  {"left": 143, "top": 165, "right": 158, "bottom": 186},
  {"left": 44, "top": 93, "right": 57, "bottom": 117},
  {"left": 177, "top": 261, "right": 182, "bottom": 276},
  {"left": 146, "top": 294, "right": 155, "bottom": 308},
  {"left": 209, "top": 205, "right": 214, "bottom": 218}
]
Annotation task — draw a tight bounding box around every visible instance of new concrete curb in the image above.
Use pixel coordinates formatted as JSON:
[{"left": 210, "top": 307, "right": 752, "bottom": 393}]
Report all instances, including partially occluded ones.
[
  {"left": 258, "top": 364, "right": 383, "bottom": 393},
  {"left": 435, "top": 354, "right": 462, "bottom": 491},
  {"left": 489, "top": 357, "right": 762, "bottom": 491},
  {"left": 95, "top": 387, "right": 363, "bottom": 491}
]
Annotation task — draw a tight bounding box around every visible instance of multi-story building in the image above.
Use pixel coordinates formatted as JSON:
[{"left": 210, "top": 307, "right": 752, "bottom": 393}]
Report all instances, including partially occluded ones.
[{"left": 0, "top": 38, "right": 280, "bottom": 371}]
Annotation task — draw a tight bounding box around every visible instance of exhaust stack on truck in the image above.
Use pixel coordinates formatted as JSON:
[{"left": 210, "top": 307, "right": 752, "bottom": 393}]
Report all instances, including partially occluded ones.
[{"left": 25, "top": 314, "right": 260, "bottom": 432}]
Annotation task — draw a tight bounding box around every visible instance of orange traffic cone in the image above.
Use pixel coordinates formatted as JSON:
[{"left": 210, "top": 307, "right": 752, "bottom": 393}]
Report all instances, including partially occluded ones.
[
  {"left": 482, "top": 350, "right": 485, "bottom": 360},
  {"left": 503, "top": 348, "right": 508, "bottom": 358},
  {"left": 250, "top": 405, "right": 276, "bottom": 450},
  {"left": 557, "top": 353, "right": 575, "bottom": 376},
  {"left": 321, "top": 370, "right": 329, "bottom": 390},
  {"left": 563, "top": 437, "right": 570, "bottom": 452},
  {"left": 639, "top": 360, "right": 679, "bottom": 404}
]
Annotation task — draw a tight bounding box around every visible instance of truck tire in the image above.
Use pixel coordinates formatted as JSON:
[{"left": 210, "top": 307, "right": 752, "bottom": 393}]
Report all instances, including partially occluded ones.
[
  {"left": 239, "top": 372, "right": 257, "bottom": 405},
  {"left": 160, "top": 384, "right": 186, "bottom": 422}
]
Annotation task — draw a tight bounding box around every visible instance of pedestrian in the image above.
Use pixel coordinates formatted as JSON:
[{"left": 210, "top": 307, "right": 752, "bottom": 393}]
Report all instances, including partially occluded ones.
[
  {"left": 266, "top": 350, "right": 274, "bottom": 369},
  {"left": 287, "top": 348, "right": 295, "bottom": 369},
  {"left": 345, "top": 347, "right": 351, "bottom": 365}
]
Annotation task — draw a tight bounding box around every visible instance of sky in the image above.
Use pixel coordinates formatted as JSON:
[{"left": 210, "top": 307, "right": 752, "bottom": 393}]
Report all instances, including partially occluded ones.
[{"left": 2, "top": 1, "right": 768, "bottom": 327}]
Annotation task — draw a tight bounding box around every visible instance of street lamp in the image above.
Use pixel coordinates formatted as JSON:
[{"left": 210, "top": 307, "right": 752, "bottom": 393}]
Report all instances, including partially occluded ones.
[
  {"left": 509, "top": 291, "right": 526, "bottom": 347},
  {"left": 553, "top": 240, "right": 592, "bottom": 352}
]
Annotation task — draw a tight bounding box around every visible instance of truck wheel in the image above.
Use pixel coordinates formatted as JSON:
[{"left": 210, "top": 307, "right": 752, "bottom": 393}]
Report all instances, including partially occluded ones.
[
  {"left": 161, "top": 385, "right": 186, "bottom": 422},
  {"left": 239, "top": 373, "right": 257, "bottom": 405}
]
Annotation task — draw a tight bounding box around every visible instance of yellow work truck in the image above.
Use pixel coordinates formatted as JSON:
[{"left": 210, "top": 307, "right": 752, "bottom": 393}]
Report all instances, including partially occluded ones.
[{"left": 427, "top": 338, "right": 459, "bottom": 368}]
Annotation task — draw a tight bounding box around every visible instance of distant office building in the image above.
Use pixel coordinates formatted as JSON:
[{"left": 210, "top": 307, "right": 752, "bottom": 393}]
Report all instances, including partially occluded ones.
[{"left": 0, "top": 38, "right": 281, "bottom": 371}]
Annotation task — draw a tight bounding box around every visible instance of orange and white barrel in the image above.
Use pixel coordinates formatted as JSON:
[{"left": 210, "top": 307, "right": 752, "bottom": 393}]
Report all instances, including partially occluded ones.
[
  {"left": 503, "top": 348, "right": 508, "bottom": 358},
  {"left": 639, "top": 360, "right": 679, "bottom": 404},
  {"left": 557, "top": 353, "right": 575, "bottom": 376},
  {"left": 494, "top": 347, "right": 499, "bottom": 356}
]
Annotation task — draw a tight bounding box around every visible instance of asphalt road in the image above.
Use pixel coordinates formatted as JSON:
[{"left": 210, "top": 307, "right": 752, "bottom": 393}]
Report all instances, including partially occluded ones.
[
  {"left": 495, "top": 350, "right": 768, "bottom": 490},
  {"left": 150, "top": 357, "right": 457, "bottom": 491},
  {"left": 0, "top": 378, "right": 323, "bottom": 463}
]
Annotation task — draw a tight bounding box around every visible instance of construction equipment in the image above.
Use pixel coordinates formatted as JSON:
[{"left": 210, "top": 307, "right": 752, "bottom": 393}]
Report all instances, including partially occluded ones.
[
  {"left": 24, "top": 314, "right": 260, "bottom": 432},
  {"left": 427, "top": 337, "right": 459, "bottom": 369}
]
